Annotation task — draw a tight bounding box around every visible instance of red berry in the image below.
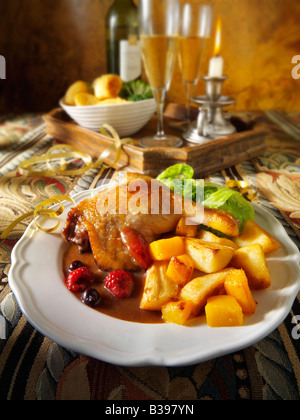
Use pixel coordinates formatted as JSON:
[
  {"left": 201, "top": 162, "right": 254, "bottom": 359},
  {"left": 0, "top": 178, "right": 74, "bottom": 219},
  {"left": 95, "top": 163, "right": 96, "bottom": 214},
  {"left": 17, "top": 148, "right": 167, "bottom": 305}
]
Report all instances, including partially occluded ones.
[
  {"left": 66, "top": 266, "right": 94, "bottom": 293},
  {"left": 66, "top": 278, "right": 88, "bottom": 293},
  {"left": 105, "top": 270, "right": 134, "bottom": 299}
]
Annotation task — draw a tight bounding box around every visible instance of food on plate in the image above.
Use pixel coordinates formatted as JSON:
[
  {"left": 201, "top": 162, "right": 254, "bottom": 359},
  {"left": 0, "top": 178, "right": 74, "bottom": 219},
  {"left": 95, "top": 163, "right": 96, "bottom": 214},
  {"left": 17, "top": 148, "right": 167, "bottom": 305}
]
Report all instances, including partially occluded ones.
[
  {"left": 81, "top": 288, "right": 101, "bottom": 308},
  {"left": 64, "top": 80, "right": 90, "bottom": 105},
  {"left": 205, "top": 295, "right": 244, "bottom": 328},
  {"left": 66, "top": 266, "right": 94, "bottom": 293},
  {"left": 63, "top": 173, "right": 185, "bottom": 271},
  {"left": 184, "top": 238, "right": 235, "bottom": 273},
  {"left": 140, "top": 261, "right": 179, "bottom": 311},
  {"left": 233, "top": 219, "right": 282, "bottom": 253},
  {"left": 197, "top": 229, "right": 239, "bottom": 250},
  {"left": 175, "top": 217, "right": 198, "bottom": 238},
  {"left": 149, "top": 236, "right": 186, "bottom": 261},
  {"left": 166, "top": 254, "right": 194, "bottom": 287},
  {"left": 68, "top": 260, "right": 85, "bottom": 273},
  {"left": 161, "top": 300, "right": 193, "bottom": 325},
  {"left": 62, "top": 75, "right": 153, "bottom": 107},
  {"left": 120, "top": 226, "right": 152, "bottom": 271},
  {"left": 231, "top": 244, "right": 271, "bottom": 290},
  {"left": 179, "top": 269, "right": 234, "bottom": 315},
  {"left": 61, "top": 165, "right": 282, "bottom": 327},
  {"left": 62, "top": 173, "right": 239, "bottom": 272},
  {"left": 157, "top": 164, "right": 255, "bottom": 232},
  {"left": 104, "top": 270, "right": 134, "bottom": 299},
  {"left": 224, "top": 269, "right": 257, "bottom": 315}
]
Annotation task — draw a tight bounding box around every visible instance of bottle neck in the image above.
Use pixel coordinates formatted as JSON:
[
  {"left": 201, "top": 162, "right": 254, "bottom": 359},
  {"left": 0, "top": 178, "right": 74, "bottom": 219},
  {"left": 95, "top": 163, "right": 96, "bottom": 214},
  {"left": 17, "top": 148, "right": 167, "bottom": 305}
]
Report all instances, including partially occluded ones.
[{"left": 113, "top": 0, "right": 134, "bottom": 5}]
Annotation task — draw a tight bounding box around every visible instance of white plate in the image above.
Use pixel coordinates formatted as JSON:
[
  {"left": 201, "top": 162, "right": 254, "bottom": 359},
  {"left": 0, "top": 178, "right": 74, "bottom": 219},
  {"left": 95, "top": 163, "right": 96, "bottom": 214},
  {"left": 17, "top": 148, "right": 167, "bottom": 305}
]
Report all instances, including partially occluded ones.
[{"left": 8, "top": 184, "right": 300, "bottom": 367}]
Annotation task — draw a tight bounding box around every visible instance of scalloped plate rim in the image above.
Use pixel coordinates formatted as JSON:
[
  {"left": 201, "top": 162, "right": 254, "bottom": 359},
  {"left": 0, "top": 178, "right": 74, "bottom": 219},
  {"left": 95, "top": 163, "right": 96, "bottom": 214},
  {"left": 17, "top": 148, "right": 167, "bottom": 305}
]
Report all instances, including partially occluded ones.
[{"left": 8, "top": 184, "right": 300, "bottom": 367}]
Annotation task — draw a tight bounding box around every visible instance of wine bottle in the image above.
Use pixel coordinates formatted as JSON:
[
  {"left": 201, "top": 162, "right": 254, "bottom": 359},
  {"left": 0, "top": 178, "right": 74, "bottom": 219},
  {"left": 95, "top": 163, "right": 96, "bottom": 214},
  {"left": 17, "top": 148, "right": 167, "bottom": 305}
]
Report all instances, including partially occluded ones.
[{"left": 105, "top": 0, "right": 142, "bottom": 81}]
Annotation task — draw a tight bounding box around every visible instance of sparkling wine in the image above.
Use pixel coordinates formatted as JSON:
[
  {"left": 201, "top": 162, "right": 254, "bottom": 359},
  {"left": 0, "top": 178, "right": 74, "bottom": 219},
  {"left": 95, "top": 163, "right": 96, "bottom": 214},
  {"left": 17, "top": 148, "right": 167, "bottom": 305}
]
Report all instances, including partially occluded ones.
[
  {"left": 138, "top": 0, "right": 182, "bottom": 149},
  {"left": 179, "top": 36, "right": 210, "bottom": 83},
  {"left": 140, "top": 35, "right": 178, "bottom": 91}
]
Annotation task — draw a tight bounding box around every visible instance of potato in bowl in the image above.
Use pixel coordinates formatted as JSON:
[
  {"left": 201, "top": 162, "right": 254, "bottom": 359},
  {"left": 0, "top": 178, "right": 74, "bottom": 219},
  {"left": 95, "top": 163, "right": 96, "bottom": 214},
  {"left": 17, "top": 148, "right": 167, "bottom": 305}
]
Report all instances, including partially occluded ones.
[{"left": 60, "top": 75, "right": 156, "bottom": 136}]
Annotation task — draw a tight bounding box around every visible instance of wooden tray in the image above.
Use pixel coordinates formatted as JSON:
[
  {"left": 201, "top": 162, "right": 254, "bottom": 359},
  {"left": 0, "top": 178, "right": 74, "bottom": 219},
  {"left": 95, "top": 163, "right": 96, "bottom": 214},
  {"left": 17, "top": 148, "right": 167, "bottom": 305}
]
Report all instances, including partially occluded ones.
[{"left": 43, "top": 104, "right": 268, "bottom": 177}]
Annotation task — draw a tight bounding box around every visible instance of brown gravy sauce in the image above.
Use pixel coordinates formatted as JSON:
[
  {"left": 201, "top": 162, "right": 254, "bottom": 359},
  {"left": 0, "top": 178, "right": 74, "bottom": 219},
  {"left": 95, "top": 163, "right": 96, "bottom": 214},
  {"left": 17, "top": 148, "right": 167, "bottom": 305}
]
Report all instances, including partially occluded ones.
[{"left": 63, "top": 244, "right": 163, "bottom": 324}]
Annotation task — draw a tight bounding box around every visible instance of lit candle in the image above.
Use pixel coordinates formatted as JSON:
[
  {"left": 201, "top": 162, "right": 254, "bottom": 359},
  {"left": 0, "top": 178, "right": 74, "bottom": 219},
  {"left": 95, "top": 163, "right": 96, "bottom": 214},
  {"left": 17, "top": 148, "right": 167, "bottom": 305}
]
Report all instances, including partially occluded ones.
[
  {"left": 208, "top": 17, "right": 224, "bottom": 77},
  {"left": 209, "top": 55, "right": 224, "bottom": 78}
]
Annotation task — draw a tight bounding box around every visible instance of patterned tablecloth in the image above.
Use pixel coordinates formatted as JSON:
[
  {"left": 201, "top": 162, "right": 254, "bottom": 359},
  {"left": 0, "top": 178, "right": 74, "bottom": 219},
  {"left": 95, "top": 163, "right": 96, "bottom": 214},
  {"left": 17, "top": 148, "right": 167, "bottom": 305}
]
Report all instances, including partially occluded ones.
[{"left": 0, "top": 111, "right": 299, "bottom": 401}]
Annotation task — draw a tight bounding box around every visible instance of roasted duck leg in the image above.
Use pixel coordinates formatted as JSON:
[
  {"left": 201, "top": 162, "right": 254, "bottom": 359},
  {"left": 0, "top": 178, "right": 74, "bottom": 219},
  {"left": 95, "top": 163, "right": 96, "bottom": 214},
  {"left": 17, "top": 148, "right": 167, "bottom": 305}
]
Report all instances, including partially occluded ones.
[{"left": 62, "top": 173, "right": 238, "bottom": 272}]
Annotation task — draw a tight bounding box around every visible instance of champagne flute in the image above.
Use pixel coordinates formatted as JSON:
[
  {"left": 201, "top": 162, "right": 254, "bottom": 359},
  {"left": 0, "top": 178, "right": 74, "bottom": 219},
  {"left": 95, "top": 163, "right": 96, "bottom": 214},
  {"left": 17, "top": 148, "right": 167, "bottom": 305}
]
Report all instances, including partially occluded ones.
[
  {"left": 179, "top": 4, "right": 213, "bottom": 126},
  {"left": 139, "top": 0, "right": 182, "bottom": 149}
]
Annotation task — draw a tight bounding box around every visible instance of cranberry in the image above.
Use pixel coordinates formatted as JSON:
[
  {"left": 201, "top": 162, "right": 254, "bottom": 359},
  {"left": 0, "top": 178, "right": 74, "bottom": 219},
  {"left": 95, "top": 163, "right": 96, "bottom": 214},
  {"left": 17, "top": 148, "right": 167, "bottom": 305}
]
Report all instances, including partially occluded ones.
[
  {"left": 68, "top": 260, "right": 85, "bottom": 273},
  {"left": 81, "top": 288, "right": 101, "bottom": 308}
]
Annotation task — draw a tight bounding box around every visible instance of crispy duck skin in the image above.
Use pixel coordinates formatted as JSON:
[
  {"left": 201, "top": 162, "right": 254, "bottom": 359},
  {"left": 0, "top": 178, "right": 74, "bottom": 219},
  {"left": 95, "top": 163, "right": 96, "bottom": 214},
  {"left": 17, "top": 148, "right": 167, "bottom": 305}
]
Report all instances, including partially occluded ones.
[{"left": 62, "top": 173, "right": 239, "bottom": 272}]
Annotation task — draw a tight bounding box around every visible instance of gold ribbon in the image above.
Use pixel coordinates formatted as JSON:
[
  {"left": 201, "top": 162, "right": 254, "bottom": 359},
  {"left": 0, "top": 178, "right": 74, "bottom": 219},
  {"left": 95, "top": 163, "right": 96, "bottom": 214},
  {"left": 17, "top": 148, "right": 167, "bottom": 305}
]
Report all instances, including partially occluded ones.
[
  {"left": 18, "top": 145, "right": 93, "bottom": 177},
  {"left": 18, "top": 124, "right": 133, "bottom": 177},
  {"left": 0, "top": 194, "right": 75, "bottom": 239},
  {"left": 225, "top": 180, "right": 258, "bottom": 201},
  {"left": 1, "top": 125, "right": 133, "bottom": 239},
  {"left": 96, "top": 124, "right": 133, "bottom": 169}
]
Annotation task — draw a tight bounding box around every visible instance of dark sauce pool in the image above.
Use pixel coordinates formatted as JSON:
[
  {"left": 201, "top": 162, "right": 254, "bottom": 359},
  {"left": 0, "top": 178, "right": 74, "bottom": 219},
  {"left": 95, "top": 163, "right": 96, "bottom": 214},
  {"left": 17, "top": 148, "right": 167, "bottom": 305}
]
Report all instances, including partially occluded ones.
[{"left": 63, "top": 244, "right": 163, "bottom": 324}]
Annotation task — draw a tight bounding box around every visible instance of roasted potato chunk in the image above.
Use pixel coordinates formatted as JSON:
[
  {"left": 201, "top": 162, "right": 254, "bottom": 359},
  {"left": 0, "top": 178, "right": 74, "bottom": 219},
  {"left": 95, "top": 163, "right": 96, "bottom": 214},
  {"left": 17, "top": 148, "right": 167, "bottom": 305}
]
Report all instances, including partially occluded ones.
[
  {"left": 231, "top": 244, "right": 271, "bottom": 290},
  {"left": 197, "top": 229, "right": 239, "bottom": 250},
  {"left": 149, "top": 236, "right": 185, "bottom": 261},
  {"left": 140, "top": 261, "right": 179, "bottom": 311},
  {"left": 161, "top": 300, "right": 193, "bottom": 325},
  {"left": 224, "top": 269, "right": 257, "bottom": 314},
  {"left": 74, "top": 92, "right": 99, "bottom": 106},
  {"left": 234, "top": 220, "right": 281, "bottom": 254},
  {"left": 166, "top": 254, "right": 195, "bottom": 287},
  {"left": 93, "top": 74, "right": 123, "bottom": 100},
  {"left": 175, "top": 217, "right": 198, "bottom": 238},
  {"left": 205, "top": 295, "right": 244, "bottom": 327},
  {"left": 64, "top": 81, "right": 89, "bottom": 105},
  {"left": 185, "top": 238, "right": 235, "bottom": 273},
  {"left": 203, "top": 208, "right": 239, "bottom": 238},
  {"left": 98, "top": 97, "right": 128, "bottom": 105},
  {"left": 179, "top": 268, "right": 234, "bottom": 315}
]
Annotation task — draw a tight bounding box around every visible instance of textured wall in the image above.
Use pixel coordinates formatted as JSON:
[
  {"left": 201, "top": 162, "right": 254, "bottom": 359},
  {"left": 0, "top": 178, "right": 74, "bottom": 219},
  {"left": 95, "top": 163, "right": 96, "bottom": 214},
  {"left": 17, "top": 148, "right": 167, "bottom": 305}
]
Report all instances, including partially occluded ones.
[
  {"left": 0, "top": 0, "right": 112, "bottom": 113},
  {"left": 171, "top": 0, "right": 300, "bottom": 112},
  {"left": 0, "top": 0, "right": 299, "bottom": 113}
]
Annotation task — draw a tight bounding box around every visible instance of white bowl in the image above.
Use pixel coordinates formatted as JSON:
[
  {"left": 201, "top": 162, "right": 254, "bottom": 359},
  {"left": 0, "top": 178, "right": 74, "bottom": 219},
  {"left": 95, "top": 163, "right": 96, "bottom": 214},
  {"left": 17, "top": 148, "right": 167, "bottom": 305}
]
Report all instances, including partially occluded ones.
[{"left": 59, "top": 98, "right": 157, "bottom": 137}]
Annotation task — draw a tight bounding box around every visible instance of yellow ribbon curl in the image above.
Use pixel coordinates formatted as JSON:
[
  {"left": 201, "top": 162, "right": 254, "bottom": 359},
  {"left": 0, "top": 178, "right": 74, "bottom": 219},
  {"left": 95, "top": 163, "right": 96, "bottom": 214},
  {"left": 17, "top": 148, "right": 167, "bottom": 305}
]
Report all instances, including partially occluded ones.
[
  {"left": 1, "top": 125, "right": 133, "bottom": 239},
  {"left": 225, "top": 180, "right": 258, "bottom": 201},
  {"left": 0, "top": 194, "right": 75, "bottom": 239}
]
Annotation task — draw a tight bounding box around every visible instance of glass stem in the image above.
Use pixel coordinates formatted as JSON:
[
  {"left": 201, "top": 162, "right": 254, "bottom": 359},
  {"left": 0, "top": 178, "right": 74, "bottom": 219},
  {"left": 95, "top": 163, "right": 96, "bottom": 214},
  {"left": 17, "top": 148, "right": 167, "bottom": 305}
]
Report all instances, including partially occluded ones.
[
  {"left": 153, "top": 89, "right": 166, "bottom": 140},
  {"left": 184, "top": 81, "right": 196, "bottom": 123}
]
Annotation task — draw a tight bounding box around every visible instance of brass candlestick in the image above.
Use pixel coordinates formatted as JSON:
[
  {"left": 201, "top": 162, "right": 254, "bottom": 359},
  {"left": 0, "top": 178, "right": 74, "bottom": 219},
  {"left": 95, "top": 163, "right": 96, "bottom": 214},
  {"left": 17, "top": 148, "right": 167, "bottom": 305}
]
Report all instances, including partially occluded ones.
[{"left": 183, "top": 75, "right": 236, "bottom": 144}]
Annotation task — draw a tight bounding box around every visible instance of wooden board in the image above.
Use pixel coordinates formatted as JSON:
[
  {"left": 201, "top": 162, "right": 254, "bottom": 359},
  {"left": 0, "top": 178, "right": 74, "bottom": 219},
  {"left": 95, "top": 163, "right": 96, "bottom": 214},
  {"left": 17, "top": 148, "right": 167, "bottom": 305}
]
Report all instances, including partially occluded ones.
[{"left": 43, "top": 104, "right": 268, "bottom": 177}]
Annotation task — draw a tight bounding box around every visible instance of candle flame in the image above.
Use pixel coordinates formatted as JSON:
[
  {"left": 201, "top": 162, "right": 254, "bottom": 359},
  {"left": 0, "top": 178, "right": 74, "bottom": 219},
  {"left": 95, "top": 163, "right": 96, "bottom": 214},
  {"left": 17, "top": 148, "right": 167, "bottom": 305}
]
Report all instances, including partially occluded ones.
[{"left": 213, "top": 18, "right": 222, "bottom": 56}]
